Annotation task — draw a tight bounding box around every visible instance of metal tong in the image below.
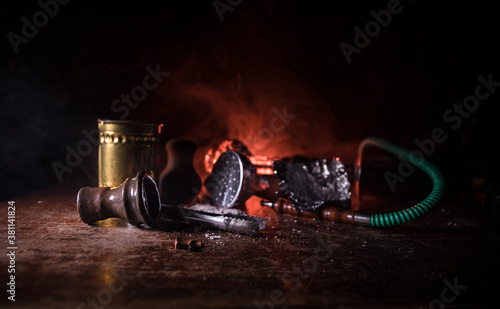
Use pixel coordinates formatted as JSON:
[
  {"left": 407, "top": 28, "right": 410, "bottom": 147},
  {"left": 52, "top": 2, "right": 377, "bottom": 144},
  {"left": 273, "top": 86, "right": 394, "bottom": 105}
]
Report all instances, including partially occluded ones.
[{"left": 161, "top": 204, "right": 265, "bottom": 235}]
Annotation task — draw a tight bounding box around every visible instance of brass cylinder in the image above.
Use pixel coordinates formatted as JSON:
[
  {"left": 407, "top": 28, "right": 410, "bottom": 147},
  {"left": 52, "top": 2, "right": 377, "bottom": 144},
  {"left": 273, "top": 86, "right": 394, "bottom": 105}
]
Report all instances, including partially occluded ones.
[{"left": 98, "top": 119, "right": 162, "bottom": 187}]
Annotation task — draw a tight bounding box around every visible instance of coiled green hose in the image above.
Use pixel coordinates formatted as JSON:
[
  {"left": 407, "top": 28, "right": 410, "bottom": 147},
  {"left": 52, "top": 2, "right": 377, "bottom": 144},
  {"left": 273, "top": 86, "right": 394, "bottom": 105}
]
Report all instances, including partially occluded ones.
[{"left": 354, "top": 137, "right": 445, "bottom": 227}]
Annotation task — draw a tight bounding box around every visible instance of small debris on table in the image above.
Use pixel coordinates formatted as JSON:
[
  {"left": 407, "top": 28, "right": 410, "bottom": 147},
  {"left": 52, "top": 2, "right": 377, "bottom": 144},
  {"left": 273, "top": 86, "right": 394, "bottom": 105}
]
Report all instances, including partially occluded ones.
[
  {"left": 175, "top": 237, "right": 205, "bottom": 252},
  {"left": 205, "top": 233, "right": 222, "bottom": 240}
]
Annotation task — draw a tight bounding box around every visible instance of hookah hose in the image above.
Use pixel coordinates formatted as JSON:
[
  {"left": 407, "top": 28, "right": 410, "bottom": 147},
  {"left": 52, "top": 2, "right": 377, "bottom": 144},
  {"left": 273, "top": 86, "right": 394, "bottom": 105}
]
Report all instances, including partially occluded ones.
[
  {"left": 263, "top": 137, "right": 445, "bottom": 227},
  {"left": 353, "top": 136, "right": 445, "bottom": 227}
]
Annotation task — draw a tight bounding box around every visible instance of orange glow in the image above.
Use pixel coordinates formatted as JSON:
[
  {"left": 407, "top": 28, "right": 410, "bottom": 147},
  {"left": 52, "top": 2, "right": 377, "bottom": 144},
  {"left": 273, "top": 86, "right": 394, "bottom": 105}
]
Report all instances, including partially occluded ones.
[
  {"left": 203, "top": 139, "right": 251, "bottom": 174},
  {"left": 256, "top": 167, "right": 274, "bottom": 175},
  {"left": 245, "top": 196, "right": 278, "bottom": 225},
  {"left": 250, "top": 155, "right": 274, "bottom": 175},
  {"left": 249, "top": 155, "right": 273, "bottom": 167},
  {"left": 204, "top": 150, "right": 219, "bottom": 174},
  {"left": 204, "top": 140, "right": 275, "bottom": 175}
]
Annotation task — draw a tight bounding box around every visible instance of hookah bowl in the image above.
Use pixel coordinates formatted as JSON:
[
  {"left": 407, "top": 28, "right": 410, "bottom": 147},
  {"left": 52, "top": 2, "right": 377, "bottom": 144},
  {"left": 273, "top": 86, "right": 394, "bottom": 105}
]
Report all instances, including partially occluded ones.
[{"left": 77, "top": 171, "right": 161, "bottom": 229}]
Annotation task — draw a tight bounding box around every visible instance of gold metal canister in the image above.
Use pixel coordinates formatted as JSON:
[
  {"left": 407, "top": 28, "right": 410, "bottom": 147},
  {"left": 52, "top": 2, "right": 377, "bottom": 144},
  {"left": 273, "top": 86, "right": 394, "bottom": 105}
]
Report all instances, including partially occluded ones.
[{"left": 98, "top": 119, "right": 162, "bottom": 187}]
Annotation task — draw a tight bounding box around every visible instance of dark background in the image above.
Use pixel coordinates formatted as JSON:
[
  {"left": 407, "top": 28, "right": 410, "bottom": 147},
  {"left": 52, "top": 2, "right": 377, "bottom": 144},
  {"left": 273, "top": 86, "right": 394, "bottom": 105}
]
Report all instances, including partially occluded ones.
[{"left": 1, "top": 0, "right": 499, "bottom": 201}]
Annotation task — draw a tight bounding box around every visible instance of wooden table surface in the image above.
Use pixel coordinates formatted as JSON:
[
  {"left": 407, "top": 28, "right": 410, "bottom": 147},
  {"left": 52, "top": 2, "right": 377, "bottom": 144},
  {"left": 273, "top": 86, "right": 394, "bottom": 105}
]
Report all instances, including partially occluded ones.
[{"left": 1, "top": 182, "right": 499, "bottom": 309}]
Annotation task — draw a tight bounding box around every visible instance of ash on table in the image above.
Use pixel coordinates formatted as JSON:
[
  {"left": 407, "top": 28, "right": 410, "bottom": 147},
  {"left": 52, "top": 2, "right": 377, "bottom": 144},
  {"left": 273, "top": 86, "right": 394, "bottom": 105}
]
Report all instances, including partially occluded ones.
[
  {"left": 273, "top": 156, "right": 351, "bottom": 211},
  {"left": 188, "top": 204, "right": 267, "bottom": 234},
  {"left": 190, "top": 204, "right": 246, "bottom": 216}
]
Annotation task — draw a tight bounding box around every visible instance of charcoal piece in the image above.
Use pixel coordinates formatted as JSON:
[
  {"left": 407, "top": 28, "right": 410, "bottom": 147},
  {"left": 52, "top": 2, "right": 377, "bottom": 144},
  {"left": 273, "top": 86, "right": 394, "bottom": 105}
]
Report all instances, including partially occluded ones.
[
  {"left": 174, "top": 237, "right": 190, "bottom": 250},
  {"left": 175, "top": 237, "right": 204, "bottom": 251},
  {"left": 188, "top": 240, "right": 204, "bottom": 252},
  {"left": 273, "top": 156, "right": 351, "bottom": 211}
]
